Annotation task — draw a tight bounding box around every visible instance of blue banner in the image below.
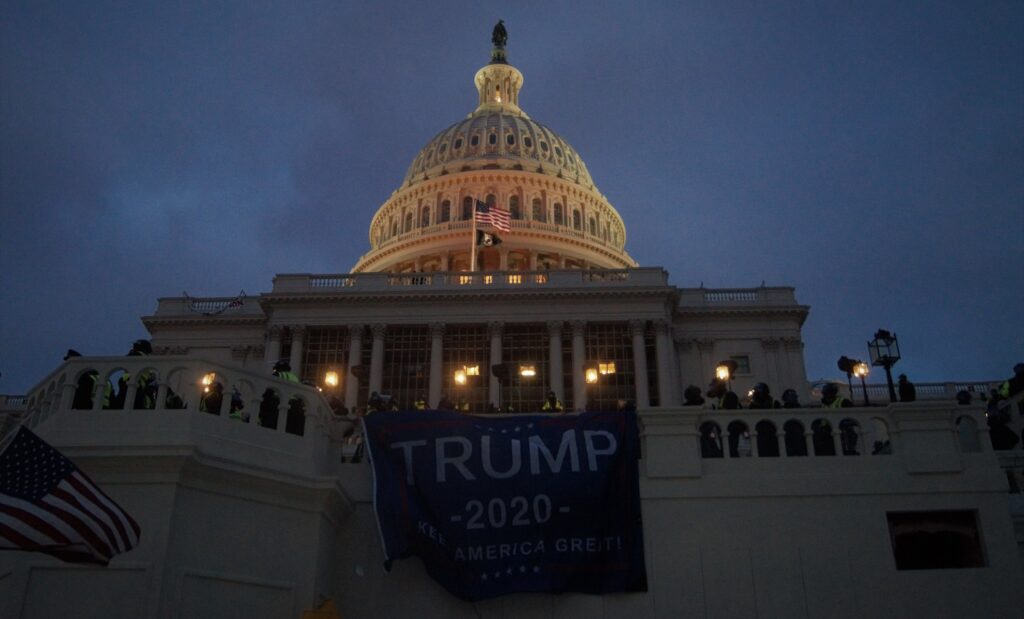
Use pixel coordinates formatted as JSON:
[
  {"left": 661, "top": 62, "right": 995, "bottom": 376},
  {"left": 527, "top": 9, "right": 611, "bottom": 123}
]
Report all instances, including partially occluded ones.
[{"left": 363, "top": 410, "right": 647, "bottom": 601}]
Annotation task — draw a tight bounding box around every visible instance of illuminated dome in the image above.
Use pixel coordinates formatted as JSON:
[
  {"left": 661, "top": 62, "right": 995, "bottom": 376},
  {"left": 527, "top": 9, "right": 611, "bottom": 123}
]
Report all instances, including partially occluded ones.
[{"left": 353, "top": 29, "right": 636, "bottom": 274}]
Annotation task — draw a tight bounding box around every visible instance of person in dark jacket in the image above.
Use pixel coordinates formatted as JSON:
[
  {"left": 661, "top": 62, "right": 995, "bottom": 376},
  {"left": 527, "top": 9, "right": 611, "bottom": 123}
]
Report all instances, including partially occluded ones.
[
  {"left": 781, "top": 389, "right": 802, "bottom": 408},
  {"left": 898, "top": 374, "right": 916, "bottom": 402},
  {"left": 683, "top": 385, "right": 705, "bottom": 406},
  {"left": 748, "top": 383, "right": 779, "bottom": 409}
]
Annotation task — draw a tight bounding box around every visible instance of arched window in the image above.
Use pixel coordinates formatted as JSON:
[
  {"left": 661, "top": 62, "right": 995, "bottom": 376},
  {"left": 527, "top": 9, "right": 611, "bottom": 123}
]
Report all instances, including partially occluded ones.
[
  {"left": 727, "top": 421, "right": 751, "bottom": 458},
  {"left": 839, "top": 418, "right": 861, "bottom": 455},
  {"left": 404, "top": 213, "right": 413, "bottom": 233},
  {"left": 421, "top": 206, "right": 430, "bottom": 228},
  {"left": 461, "top": 197, "right": 473, "bottom": 220},
  {"left": 572, "top": 210, "right": 582, "bottom": 230},
  {"left": 812, "top": 419, "right": 835, "bottom": 456},
  {"left": 440, "top": 200, "right": 451, "bottom": 223},
  {"left": 390, "top": 220, "right": 398, "bottom": 237},
  {"left": 783, "top": 420, "right": 807, "bottom": 456},
  {"left": 604, "top": 224, "right": 610, "bottom": 241},
  {"left": 488, "top": 133, "right": 497, "bottom": 145},
  {"left": 532, "top": 198, "right": 545, "bottom": 222},
  {"left": 755, "top": 420, "right": 779, "bottom": 457},
  {"left": 486, "top": 194, "right": 496, "bottom": 207},
  {"left": 554, "top": 203, "right": 564, "bottom": 225},
  {"left": 699, "top": 422, "right": 723, "bottom": 458},
  {"left": 589, "top": 217, "right": 596, "bottom": 236},
  {"left": 509, "top": 196, "right": 521, "bottom": 220}
]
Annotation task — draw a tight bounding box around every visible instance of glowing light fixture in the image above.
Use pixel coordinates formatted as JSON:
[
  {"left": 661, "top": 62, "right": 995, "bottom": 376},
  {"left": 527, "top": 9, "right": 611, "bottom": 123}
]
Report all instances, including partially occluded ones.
[
  {"left": 852, "top": 363, "right": 869, "bottom": 378},
  {"left": 519, "top": 364, "right": 536, "bottom": 378},
  {"left": 715, "top": 364, "right": 731, "bottom": 382},
  {"left": 324, "top": 371, "right": 340, "bottom": 388},
  {"left": 465, "top": 365, "right": 480, "bottom": 376},
  {"left": 598, "top": 362, "right": 616, "bottom": 375},
  {"left": 454, "top": 369, "right": 467, "bottom": 385},
  {"left": 585, "top": 368, "right": 599, "bottom": 384}
]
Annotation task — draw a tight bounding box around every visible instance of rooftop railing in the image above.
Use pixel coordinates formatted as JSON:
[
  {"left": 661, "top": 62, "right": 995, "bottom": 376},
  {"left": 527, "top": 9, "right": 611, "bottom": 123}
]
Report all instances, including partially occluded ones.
[{"left": 271, "top": 268, "right": 669, "bottom": 294}]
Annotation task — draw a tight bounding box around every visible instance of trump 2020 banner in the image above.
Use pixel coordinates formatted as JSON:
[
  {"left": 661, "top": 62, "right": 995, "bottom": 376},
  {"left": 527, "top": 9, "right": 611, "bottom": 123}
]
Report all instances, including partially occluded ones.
[{"left": 363, "top": 410, "right": 647, "bottom": 601}]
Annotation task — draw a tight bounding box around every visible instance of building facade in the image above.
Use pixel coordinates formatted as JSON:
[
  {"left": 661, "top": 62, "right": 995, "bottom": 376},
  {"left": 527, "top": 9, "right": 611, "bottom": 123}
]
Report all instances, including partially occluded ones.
[{"left": 1, "top": 32, "right": 1021, "bottom": 619}]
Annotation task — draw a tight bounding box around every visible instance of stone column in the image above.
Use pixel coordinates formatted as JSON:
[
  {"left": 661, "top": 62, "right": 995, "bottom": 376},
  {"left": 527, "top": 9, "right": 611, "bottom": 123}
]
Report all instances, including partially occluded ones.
[
  {"left": 499, "top": 248, "right": 509, "bottom": 271},
  {"left": 630, "top": 320, "right": 651, "bottom": 409},
  {"left": 695, "top": 338, "right": 715, "bottom": 387},
  {"left": 529, "top": 252, "right": 538, "bottom": 271},
  {"left": 413, "top": 256, "right": 423, "bottom": 272},
  {"left": 440, "top": 253, "right": 450, "bottom": 272},
  {"left": 288, "top": 325, "right": 305, "bottom": 379},
  {"left": 762, "top": 338, "right": 781, "bottom": 394},
  {"left": 429, "top": 323, "right": 445, "bottom": 407},
  {"left": 547, "top": 321, "right": 564, "bottom": 401},
  {"left": 571, "top": 321, "right": 586, "bottom": 411},
  {"left": 368, "top": 324, "right": 386, "bottom": 395},
  {"left": 265, "top": 325, "right": 283, "bottom": 366},
  {"left": 489, "top": 321, "right": 503, "bottom": 408},
  {"left": 345, "top": 324, "right": 364, "bottom": 409},
  {"left": 654, "top": 319, "right": 678, "bottom": 406},
  {"left": 783, "top": 337, "right": 809, "bottom": 398}
]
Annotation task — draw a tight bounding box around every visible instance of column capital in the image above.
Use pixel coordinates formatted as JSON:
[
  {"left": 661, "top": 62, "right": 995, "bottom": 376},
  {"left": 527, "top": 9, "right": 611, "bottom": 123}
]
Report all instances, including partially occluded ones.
[
  {"left": 268, "top": 325, "right": 285, "bottom": 339},
  {"left": 761, "top": 337, "right": 781, "bottom": 351},
  {"left": 289, "top": 324, "right": 306, "bottom": 336},
  {"left": 430, "top": 322, "right": 446, "bottom": 337},
  {"left": 546, "top": 320, "right": 563, "bottom": 336},
  {"left": 629, "top": 319, "right": 647, "bottom": 337},
  {"left": 488, "top": 321, "right": 503, "bottom": 338},
  {"left": 570, "top": 320, "right": 586, "bottom": 336},
  {"left": 371, "top": 323, "right": 387, "bottom": 338},
  {"left": 674, "top": 338, "right": 693, "bottom": 351},
  {"left": 653, "top": 319, "right": 672, "bottom": 335},
  {"left": 347, "top": 324, "right": 365, "bottom": 337},
  {"left": 781, "top": 336, "right": 803, "bottom": 351}
]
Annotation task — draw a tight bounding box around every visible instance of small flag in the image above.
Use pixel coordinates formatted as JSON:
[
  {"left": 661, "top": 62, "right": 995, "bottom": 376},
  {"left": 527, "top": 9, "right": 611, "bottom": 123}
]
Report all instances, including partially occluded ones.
[
  {"left": 0, "top": 427, "right": 140, "bottom": 565},
  {"left": 474, "top": 200, "right": 511, "bottom": 232},
  {"left": 476, "top": 230, "right": 502, "bottom": 247}
]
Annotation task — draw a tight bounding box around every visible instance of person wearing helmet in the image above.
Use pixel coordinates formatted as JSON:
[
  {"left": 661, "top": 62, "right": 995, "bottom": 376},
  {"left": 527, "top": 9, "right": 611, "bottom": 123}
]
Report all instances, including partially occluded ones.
[
  {"left": 707, "top": 378, "right": 741, "bottom": 410},
  {"left": 898, "top": 374, "right": 916, "bottom": 402},
  {"left": 748, "top": 383, "right": 779, "bottom": 409},
  {"left": 273, "top": 360, "right": 299, "bottom": 383},
  {"left": 997, "top": 363, "right": 1024, "bottom": 400},
  {"left": 415, "top": 395, "right": 428, "bottom": 410},
  {"left": 821, "top": 383, "right": 852, "bottom": 408},
  {"left": 683, "top": 385, "right": 705, "bottom": 406}
]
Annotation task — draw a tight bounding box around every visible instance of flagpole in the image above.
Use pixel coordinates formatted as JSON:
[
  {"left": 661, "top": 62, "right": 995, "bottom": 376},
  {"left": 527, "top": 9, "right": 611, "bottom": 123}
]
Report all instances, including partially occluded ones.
[{"left": 470, "top": 205, "right": 477, "bottom": 273}]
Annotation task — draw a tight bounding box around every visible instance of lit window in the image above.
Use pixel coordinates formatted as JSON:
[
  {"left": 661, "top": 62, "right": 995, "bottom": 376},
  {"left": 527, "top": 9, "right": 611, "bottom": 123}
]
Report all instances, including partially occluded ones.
[
  {"left": 465, "top": 365, "right": 480, "bottom": 376},
  {"left": 459, "top": 275, "right": 473, "bottom": 285},
  {"left": 599, "top": 362, "right": 616, "bottom": 375},
  {"left": 483, "top": 275, "right": 493, "bottom": 285},
  {"left": 508, "top": 274, "right": 522, "bottom": 284}
]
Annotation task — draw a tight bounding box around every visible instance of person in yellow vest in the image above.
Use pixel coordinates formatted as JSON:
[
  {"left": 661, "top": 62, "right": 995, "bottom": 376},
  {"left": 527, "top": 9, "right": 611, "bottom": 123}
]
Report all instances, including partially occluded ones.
[
  {"left": 541, "top": 391, "right": 563, "bottom": 413},
  {"left": 456, "top": 397, "right": 470, "bottom": 413},
  {"left": 821, "top": 383, "right": 853, "bottom": 408},
  {"left": 273, "top": 360, "right": 299, "bottom": 383},
  {"left": 415, "top": 395, "right": 428, "bottom": 410}
]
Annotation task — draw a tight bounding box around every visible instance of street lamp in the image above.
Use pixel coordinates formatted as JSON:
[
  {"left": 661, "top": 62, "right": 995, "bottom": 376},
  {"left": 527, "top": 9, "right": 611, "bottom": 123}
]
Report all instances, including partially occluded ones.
[
  {"left": 867, "top": 329, "right": 901, "bottom": 403},
  {"left": 715, "top": 360, "right": 737, "bottom": 390},
  {"left": 853, "top": 362, "right": 870, "bottom": 407},
  {"left": 323, "top": 370, "right": 340, "bottom": 389}
]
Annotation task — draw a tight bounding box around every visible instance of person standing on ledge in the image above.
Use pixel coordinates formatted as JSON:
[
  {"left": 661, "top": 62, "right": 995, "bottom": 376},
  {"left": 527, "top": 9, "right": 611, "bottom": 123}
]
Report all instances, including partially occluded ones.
[{"left": 898, "top": 374, "right": 916, "bottom": 402}]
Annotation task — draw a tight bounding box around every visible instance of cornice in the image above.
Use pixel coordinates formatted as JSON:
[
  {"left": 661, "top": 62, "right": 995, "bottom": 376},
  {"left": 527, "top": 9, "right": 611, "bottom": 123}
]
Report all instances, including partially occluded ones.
[
  {"left": 142, "top": 316, "right": 268, "bottom": 328},
  {"left": 259, "top": 286, "right": 676, "bottom": 306}
]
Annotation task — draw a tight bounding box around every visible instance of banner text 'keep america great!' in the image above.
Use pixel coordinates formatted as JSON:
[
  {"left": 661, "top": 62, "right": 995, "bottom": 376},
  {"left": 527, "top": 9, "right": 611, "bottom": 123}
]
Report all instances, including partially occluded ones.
[{"left": 363, "top": 410, "right": 647, "bottom": 601}]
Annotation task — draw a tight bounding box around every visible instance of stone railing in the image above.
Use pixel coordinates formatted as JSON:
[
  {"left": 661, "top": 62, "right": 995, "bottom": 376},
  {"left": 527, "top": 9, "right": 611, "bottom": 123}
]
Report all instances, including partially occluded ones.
[
  {"left": 640, "top": 402, "right": 998, "bottom": 478},
  {"left": 6, "top": 356, "right": 353, "bottom": 472},
  {"left": 271, "top": 268, "right": 668, "bottom": 294},
  {"left": 676, "top": 287, "right": 800, "bottom": 308}
]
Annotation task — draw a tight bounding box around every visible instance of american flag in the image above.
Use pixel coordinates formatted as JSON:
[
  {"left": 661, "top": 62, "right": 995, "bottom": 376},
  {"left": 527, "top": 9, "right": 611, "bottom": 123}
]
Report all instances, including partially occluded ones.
[
  {"left": 474, "top": 200, "right": 511, "bottom": 232},
  {"left": 0, "top": 427, "right": 140, "bottom": 565}
]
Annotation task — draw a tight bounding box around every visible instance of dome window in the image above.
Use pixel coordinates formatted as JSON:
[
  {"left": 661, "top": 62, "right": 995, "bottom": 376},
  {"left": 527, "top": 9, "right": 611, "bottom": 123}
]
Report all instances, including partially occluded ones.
[
  {"left": 524, "top": 137, "right": 533, "bottom": 148},
  {"left": 454, "top": 138, "right": 463, "bottom": 149},
  {"left": 506, "top": 134, "right": 515, "bottom": 146},
  {"left": 439, "top": 143, "right": 447, "bottom": 153},
  {"left": 440, "top": 200, "right": 451, "bottom": 223},
  {"left": 471, "top": 135, "right": 480, "bottom": 146},
  {"left": 461, "top": 197, "right": 473, "bottom": 220},
  {"left": 554, "top": 203, "right": 564, "bottom": 225},
  {"left": 573, "top": 210, "right": 582, "bottom": 230},
  {"left": 488, "top": 133, "right": 497, "bottom": 145},
  {"left": 540, "top": 141, "right": 549, "bottom": 152},
  {"left": 532, "top": 198, "right": 545, "bottom": 222},
  {"left": 509, "top": 196, "right": 521, "bottom": 220},
  {"left": 554, "top": 146, "right": 563, "bottom": 158}
]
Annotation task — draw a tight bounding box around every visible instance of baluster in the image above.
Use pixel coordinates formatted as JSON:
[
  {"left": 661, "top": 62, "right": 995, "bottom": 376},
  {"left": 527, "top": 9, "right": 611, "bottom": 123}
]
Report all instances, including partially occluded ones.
[
  {"left": 722, "top": 432, "right": 731, "bottom": 459},
  {"left": 804, "top": 431, "right": 814, "bottom": 456},
  {"left": 750, "top": 431, "right": 760, "bottom": 458},
  {"left": 832, "top": 430, "right": 843, "bottom": 455},
  {"left": 777, "top": 431, "right": 787, "bottom": 458},
  {"left": 155, "top": 383, "right": 168, "bottom": 411}
]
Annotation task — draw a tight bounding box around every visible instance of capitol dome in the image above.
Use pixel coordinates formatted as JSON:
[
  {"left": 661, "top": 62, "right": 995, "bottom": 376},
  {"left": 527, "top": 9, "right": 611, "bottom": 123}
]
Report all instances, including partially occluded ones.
[{"left": 353, "top": 33, "right": 636, "bottom": 274}]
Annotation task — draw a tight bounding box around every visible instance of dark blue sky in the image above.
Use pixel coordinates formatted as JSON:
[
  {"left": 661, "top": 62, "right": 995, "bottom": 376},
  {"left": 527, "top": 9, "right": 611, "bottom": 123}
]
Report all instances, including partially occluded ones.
[{"left": 2, "top": 2, "right": 1022, "bottom": 393}]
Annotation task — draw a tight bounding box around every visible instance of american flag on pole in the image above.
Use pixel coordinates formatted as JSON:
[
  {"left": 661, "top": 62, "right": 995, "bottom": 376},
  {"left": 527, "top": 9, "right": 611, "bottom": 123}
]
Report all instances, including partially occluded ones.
[
  {"left": 0, "top": 427, "right": 140, "bottom": 565},
  {"left": 474, "top": 200, "right": 511, "bottom": 232}
]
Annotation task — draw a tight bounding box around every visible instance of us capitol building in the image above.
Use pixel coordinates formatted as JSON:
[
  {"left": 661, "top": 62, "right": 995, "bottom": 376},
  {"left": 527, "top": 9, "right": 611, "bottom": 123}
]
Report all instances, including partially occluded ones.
[{"left": 2, "top": 27, "right": 1021, "bottom": 619}]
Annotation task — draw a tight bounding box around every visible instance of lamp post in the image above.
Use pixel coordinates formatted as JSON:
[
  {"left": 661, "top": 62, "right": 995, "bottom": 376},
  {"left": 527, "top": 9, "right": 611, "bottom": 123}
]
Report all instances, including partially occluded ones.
[
  {"left": 853, "top": 362, "right": 870, "bottom": 407},
  {"left": 867, "top": 329, "right": 901, "bottom": 403},
  {"left": 837, "top": 356, "right": 856, "bottom": 402}
]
